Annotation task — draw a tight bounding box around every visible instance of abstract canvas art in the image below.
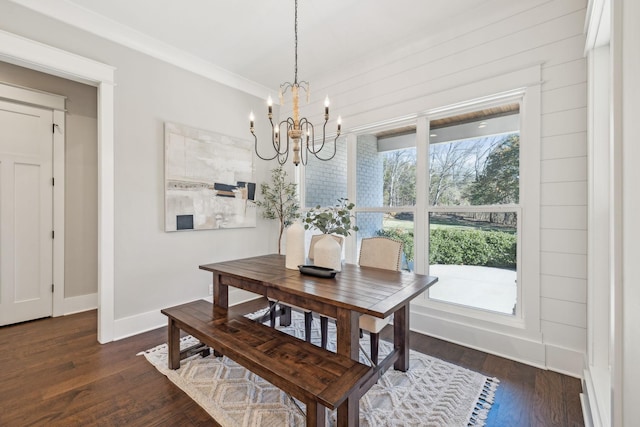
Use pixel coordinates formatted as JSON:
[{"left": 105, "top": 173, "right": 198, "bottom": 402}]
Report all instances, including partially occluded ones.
[{"left": 164, "top": 122, "right": 256, "bottom": 231}]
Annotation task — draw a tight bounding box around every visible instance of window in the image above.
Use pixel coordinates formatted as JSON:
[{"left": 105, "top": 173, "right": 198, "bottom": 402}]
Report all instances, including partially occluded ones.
[
  {"left": 302, "top": 80, "right": 540, "bottom": 330},
  {"left": 355, "top": 132, "right": 416, "bottom": 268},
  {"left": 426, "top": 105, "right": 521, "bottom": 315}
]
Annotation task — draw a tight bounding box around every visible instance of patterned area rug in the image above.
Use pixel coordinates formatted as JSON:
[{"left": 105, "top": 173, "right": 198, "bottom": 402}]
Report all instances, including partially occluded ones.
[{"left": 141, "top": 309, "right": 498, "bottom": 426}]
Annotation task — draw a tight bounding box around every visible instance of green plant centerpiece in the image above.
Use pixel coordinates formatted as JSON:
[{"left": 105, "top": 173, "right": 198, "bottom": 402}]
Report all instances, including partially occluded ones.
[
  {"left": 303, "top": 198, "right": 358, "bottom": 271},
  {"left": 255, "top": 166, "right": 300, "bottom": 254},
  {"left": 303, "top": 198, "right": 359, "bottom": 237}
]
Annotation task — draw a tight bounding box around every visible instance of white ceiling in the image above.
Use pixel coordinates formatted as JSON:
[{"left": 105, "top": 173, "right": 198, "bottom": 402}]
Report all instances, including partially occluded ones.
[{"left": 12, "top": 0, "right": 521, "bottom": 94}]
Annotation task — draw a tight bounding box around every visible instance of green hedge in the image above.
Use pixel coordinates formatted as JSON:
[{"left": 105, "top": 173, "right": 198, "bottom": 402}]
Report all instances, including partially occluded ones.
[
  {"left": 429, "top": 228, "right": 516, "bottom": 268},
  {"left": 376, "top": 227, "right": 516, "bottom": 269}
]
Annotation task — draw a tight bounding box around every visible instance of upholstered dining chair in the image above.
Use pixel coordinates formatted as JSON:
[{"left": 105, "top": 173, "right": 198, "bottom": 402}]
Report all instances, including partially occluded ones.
[{"left": 320, "top": 236, "right": 404, "bottom": 365}]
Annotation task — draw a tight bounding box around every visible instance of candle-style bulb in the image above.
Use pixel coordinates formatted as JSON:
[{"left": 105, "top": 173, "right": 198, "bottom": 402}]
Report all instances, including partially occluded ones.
[
  {"left": 267, "top": 95, "right": 273, "bottom": 107},
  {"left": 249, "top": 111, "right": 255, "bottom": 122},
  {"left": 324, "top": 95, "right": 330, "bottom": 119}
]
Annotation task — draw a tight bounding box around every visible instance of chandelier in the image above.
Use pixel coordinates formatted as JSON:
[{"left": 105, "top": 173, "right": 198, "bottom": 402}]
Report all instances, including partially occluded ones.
[{"left": 249, "top": 0, "right": 341, "bottom": 166}]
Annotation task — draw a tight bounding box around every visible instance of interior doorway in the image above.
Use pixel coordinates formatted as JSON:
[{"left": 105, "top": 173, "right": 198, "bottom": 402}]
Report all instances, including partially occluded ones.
[{"left": 0, "top": 30, "right": 116, "bottom": 343}]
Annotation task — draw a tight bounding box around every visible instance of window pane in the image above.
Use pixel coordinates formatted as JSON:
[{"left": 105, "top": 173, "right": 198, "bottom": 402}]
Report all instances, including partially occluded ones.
[
  {"left": 429, "top": 108, "right": 520, "bottom": 206},
  {"left": 356, "top": 212, "right": 414, "bottom": 271},
  {"left": 304, "top": 136, "right": 347, "bottom": 208},
  {"left": 428, "top": 211, "right": 517, "bottom": 314},
  {"left": 357, "top": 133, "right": 416, "bottom": 207}
]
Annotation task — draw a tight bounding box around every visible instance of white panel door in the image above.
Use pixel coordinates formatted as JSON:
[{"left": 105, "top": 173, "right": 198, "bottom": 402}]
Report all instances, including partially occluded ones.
[{"left": 0, "top": 100, "right": 54, "bottom": 325}]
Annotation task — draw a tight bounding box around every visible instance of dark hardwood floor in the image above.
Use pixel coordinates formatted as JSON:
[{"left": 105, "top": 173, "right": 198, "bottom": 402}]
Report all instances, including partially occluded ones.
[{"left": 0, "top": 298, "right": 584, "bottom": 426}]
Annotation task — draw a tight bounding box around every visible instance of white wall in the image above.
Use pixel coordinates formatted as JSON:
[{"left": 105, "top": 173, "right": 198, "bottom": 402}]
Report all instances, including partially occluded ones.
[
  {"left": 0, "top": 2, "right": 279, "bottom": 336},
  {"left": 301, "top": 0, "right": 589, "bottom": 375}
]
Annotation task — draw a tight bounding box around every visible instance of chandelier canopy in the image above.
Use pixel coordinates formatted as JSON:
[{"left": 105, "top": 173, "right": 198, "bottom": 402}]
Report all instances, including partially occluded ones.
[{"left": 249, "top": 0, "right": 341, "bottom": 166}]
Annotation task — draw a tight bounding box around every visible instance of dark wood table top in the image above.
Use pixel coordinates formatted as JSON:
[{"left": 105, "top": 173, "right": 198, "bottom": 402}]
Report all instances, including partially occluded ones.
[{"left": 200, "top": 254, "right": 438, "bottom": 319}]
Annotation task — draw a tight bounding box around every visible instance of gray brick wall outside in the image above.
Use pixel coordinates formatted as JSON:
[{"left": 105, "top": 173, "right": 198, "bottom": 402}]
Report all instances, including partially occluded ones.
[
  {"left": 304, "top": 134, "right": 384, "bottom": 237},
  {"left": 304, "top": 136, "right": 348, "bottom": 208},
  {"left": 356, "top": 134, "right": 384, "bottom": 237}
]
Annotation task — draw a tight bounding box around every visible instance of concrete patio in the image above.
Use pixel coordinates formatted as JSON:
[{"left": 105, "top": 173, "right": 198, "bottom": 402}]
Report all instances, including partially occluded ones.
[{"left": 428, "top": 264, "right": 517, "bottom": 314}]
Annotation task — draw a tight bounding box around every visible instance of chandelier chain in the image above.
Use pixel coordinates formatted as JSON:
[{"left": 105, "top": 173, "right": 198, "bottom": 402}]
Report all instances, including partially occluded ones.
[
  {"left": 248, "top": 0, "right": 341, "bottom": 166},
  {"left": 294, "top": 0, "right": 298, "bottom": 84}
]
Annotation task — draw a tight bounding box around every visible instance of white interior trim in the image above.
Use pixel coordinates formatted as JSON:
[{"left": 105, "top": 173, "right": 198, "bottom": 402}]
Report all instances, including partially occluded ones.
[
  {"left": 0, "top": 29, "right": 116, "bottom": 343},
  {"left": 0, "top": 81, "right": 66, "bottom": 110},
  {"left": 52, "top": 109, "right": 65, "bottom": 317},
  {"left": 63, "top": 292, "right": 98, "bottom": 316},
  {"left": 7, "top": 0, "right": 272, "bottom": 99},
  {"left": 585, "top": 0, "right": 611, "bottom": 51}
]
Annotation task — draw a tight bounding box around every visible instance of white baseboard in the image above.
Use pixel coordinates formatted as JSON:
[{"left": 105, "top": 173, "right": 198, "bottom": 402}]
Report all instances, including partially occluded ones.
[
  {"left": 410, "top": 309, "right": 584, "bottom": 377},
  {"left": 63, "top": 293, "right": 98, "bottom": 315},
  {"left": 113, "top": 289, "right": 262, "bottom": 341}
]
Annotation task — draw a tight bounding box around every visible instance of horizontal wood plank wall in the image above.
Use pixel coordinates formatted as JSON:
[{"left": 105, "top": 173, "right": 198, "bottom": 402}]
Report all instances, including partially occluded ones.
[{"left": 295, "top": 0, "right": 589, "bottom": 375}]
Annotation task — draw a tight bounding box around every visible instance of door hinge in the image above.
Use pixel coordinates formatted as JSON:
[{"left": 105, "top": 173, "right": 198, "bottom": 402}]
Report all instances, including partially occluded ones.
[
  {"left": 52, "top": 230, "right": 55, "bottom": 239},
  {"left": 52, "top": 177, "right": 55, "bottom": 186},
  {"left": 51, "top": 284, "right": 55, "bottom": 293}
]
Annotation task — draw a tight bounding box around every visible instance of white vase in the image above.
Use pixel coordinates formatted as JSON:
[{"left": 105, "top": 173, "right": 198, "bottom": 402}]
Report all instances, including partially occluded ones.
[
  {"left": 285, "top": 221, "right": 305, "bottom": 270},
  {"left": 314, "top": 234, "right": 343, "bottom": 272}
]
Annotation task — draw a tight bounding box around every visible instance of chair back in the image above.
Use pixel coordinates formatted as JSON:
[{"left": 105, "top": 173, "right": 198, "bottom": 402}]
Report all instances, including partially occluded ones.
[{"left": 358, "top": 237, "right": 404, "bottom": 271}]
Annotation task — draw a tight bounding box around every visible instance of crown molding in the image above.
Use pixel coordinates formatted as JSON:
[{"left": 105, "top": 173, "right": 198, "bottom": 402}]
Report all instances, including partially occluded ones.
[{"left": 8, "top": 0, "right": 274, "bottom": 99}]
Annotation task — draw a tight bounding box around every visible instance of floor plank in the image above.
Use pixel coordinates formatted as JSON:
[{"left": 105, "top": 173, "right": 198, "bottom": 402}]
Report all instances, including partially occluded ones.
[{"left": 0, "top": 299, "right": 584, "bottom": 426}]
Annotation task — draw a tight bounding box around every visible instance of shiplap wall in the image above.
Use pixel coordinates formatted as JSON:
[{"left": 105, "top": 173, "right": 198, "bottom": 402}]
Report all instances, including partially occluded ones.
[{"left": 300, "top": 0, "right": 589, "bottom": 375}]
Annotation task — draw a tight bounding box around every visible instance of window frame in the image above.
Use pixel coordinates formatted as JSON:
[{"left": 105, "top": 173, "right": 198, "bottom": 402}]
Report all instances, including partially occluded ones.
[{"left": 301, "top": 72, "right": 541, "bottom": 339}]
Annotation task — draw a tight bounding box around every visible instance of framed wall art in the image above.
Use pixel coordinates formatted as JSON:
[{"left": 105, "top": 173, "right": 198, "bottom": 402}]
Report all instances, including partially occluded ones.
[{"left": 164, "top": 122, "right": 256, "bottom": 231}]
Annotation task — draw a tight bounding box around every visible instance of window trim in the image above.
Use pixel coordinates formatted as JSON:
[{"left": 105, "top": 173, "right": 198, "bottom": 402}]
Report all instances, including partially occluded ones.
[{"left": 303, "top": 66, "right": 542, "bottom": 340}]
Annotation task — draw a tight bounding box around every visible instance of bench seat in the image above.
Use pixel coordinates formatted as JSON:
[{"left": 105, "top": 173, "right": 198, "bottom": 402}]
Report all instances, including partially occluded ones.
[{"left": 161, "top": 300, "right": 374, "bottom": 426}]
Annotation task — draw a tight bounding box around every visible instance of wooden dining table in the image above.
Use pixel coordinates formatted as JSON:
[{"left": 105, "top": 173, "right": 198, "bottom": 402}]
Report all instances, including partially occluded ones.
[{"left": 200, "top": 253, "right": 438, "bottom": 375}]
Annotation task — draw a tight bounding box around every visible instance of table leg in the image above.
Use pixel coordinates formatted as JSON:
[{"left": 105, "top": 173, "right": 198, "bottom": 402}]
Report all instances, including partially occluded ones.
[
  {"left": 213, "top": 272, "right": 228, "bottom": 309},
  {"left": 393, "top": 304, "right": 409, "bottom": 371},
  {"left": 167, "top": 318, "right": 181, "bottom": 370},
  {"left": 336, "top": 308, "right": 360, "bottom": 362},
  {"left": 212, "top": 272, "right": 228, "bottom": 357}
]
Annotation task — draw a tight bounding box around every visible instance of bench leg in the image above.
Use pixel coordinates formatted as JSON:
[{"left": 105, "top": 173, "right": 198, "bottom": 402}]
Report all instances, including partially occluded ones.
[
  {"left": 336, "top": 394, "right": 359, "bottom": 427},
  {"left": 305, "top": 400, "right": 326, "bottom": 427},
  {"left": 167, "top": 318, "right": 181, "bottom": 370}
]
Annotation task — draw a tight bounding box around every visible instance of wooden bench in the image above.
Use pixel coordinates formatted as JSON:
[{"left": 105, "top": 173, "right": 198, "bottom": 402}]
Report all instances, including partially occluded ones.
[{"left": 161, "top": 300, "right": 374, "bottom": 427}]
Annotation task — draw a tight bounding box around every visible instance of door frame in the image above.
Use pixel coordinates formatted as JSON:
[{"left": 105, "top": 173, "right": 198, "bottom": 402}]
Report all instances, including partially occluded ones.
[{"left": 0, "top": 29, "right": 116, "bottom": 343}]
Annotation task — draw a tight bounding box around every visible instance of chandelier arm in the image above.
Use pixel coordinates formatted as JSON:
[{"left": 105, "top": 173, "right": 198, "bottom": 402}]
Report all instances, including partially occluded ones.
[
  {"left": 300, "top": 118, "right": 326, "bottom": 155},
  {"left": 311, "top": 133, "right": 339, "bottom": 162},
  {"left": 252, "top": 132, "right": 282, "bottom": 162},
  {"left": 270, "top": 118, "right": 281, "bottom": 153}
]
